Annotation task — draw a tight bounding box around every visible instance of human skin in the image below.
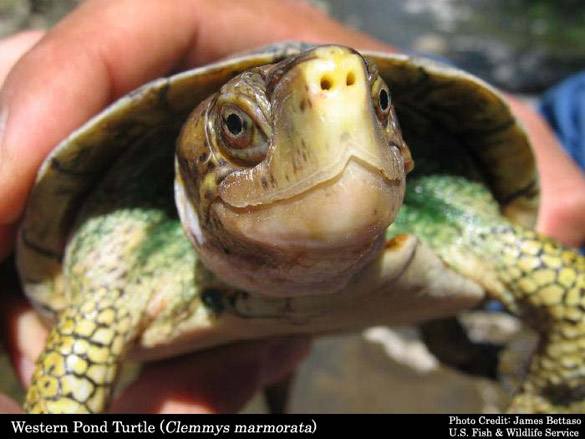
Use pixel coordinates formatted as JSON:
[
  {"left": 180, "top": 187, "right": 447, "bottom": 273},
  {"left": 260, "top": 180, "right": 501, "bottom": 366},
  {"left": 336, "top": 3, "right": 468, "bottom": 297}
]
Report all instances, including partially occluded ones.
[{"left": 0, "top": 0, "right": 584, "bottom": 413}]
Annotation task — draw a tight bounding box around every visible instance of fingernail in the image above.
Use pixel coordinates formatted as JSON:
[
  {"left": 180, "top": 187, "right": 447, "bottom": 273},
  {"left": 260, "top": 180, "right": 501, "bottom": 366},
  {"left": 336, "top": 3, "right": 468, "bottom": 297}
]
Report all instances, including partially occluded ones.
[{"left": 262, "top": 336, "right": 312, "bottom": 384}]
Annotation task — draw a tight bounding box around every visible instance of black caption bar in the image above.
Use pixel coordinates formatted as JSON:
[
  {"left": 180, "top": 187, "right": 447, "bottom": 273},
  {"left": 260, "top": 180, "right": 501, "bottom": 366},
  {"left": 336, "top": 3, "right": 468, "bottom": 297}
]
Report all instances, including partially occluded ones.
[{"left": 1, "top": 414, "right": 584, "bottom": 438}]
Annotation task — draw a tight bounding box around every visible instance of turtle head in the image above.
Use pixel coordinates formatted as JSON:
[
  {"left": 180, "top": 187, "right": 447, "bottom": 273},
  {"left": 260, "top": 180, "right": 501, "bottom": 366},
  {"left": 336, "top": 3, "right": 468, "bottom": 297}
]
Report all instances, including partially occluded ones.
[{"left": 175, "top": 45, "right": 412, "bottom": 296}]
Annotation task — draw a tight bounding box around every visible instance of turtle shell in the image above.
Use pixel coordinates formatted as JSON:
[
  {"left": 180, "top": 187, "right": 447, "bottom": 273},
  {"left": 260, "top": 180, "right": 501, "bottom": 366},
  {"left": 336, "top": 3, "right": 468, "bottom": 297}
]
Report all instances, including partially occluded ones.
[{"left": 17, "top": 42, "right": 537, "bottom": 319}]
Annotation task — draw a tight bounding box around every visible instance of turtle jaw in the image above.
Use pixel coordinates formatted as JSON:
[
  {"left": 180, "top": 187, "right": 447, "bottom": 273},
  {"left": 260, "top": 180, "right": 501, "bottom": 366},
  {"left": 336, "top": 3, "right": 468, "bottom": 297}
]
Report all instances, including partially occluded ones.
[
  {"left": 215, "top": 158, "right": 403, "bottom": 251},
  {"left": 205, "top": 158, "right": 403, "bottom": 297}
]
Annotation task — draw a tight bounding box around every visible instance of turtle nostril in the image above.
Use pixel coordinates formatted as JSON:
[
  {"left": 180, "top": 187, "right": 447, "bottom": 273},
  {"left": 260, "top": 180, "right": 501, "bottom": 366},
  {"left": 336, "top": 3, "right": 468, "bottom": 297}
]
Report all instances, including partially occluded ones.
[
  {"left": 320, "top": 75, "right": 334, "bottom": 91},
  {"left": 319, "top": 72, "right": 356, "bottom": 91},
  {"left": 346, "top": 71, "right": 356, "bottom": 86}
]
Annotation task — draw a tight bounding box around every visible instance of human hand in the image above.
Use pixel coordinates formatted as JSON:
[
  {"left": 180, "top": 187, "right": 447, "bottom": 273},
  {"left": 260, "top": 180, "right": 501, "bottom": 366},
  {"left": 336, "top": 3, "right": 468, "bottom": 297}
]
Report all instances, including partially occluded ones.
[{"left": 1, "top": 0, "right": 584, "bottom": 413}]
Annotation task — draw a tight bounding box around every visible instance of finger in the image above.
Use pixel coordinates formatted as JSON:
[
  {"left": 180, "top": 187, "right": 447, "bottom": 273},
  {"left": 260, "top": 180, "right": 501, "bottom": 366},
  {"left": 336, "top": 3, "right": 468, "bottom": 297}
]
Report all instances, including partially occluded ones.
[
  {"left": 507, "top": 97, "right": 585, "bottom": 247},
  {"left": 110, "top": 336, "right": 311, "bottom": 414},
  {"left": 182, "top": 0, "right": 394, "bottom": 67},
  {"left": 0, "top": 266, "right": 47, "bottom": 387},
  {"left": 0, "top": 31, "right": 45, "bottom": 261},
  {"left": 5, "top": 305, "right": 46, "bottom": 387},
  {"left": 0, "top": 0, "right": 393, "bottom": 233},
  {"left": 0, "top": 30, "right": 44, "bottom": 87}
]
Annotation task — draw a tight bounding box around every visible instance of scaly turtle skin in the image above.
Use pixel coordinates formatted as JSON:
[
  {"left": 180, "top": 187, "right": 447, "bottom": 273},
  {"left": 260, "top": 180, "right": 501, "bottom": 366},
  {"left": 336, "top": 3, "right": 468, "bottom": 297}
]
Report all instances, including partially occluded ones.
[{"left": 16, "top": 43, "right": 585, "bottom": 413}]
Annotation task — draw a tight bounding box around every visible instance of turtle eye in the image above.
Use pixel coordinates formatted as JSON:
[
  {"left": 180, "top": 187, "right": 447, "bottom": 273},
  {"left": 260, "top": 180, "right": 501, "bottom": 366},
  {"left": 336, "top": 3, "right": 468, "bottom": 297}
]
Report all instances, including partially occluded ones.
[
  {"left": 372, "top": 76, "right": 391, "bottom": 123},
  {"left": 225, "top": 113, "right": 244, "bottom": 136},
  {"left": 221, "top": 106, "right": 252, "bottom": 149},
  {"left": 379, "top": 89, "right": 389, "bottom": 113},
  {"left": 219, "top": 104, "right": 268, "bottom": 164}
]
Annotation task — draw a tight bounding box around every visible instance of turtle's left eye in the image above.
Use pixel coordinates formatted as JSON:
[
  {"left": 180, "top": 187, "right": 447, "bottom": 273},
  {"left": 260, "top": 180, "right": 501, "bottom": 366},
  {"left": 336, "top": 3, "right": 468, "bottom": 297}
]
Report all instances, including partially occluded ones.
[
  {"left": 371, "top": 76, "right": 391, "bottom": 124},
  {"left": 221, "top": 106, "right": 252, "bottom": 149},
  {"left": 218, "top": 104, "right": 268, "bottom": 164}
]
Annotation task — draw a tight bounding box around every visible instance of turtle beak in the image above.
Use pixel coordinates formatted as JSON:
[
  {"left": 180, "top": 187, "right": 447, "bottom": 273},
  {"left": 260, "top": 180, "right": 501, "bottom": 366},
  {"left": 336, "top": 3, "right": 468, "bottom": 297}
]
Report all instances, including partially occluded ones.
[{"left": 217, "top": 46, "right": 406, "bottom": 250}]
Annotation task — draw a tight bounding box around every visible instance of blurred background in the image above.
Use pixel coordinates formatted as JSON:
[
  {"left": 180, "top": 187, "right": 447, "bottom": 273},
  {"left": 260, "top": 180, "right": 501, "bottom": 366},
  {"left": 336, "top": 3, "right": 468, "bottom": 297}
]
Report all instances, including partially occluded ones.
[{"left": 0, "top": 0, "right": 583, "bottom": 413}]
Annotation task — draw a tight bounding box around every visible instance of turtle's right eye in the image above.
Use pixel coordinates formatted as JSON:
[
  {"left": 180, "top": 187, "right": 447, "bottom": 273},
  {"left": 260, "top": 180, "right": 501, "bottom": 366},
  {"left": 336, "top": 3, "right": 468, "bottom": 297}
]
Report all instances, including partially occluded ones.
[
  {"left": 221, "top": 106, "right": 252, "bottom": 149},
  {"left": 218, "top": 104, "right": 268, "bottom": 164}
]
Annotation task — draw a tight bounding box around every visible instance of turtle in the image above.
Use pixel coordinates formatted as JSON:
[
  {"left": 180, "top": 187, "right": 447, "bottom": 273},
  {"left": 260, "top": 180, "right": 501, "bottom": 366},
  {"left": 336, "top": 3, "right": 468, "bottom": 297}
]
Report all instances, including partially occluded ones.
[{"left": 15, "top": 42, "right": 585, "bottom": 414}]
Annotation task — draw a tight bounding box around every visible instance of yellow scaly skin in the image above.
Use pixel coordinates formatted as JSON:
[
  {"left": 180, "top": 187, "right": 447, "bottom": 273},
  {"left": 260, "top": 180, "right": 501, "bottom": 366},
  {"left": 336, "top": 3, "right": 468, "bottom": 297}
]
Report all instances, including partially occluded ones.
[
  {"left": 496, "top": 228, "right": 585, "bottom": 412},
  {"left": 391, "top": 175, "right": 585, "bottom": 412},
  {"left": 25, "top": 288, "right": 134, "bottom": 413}
]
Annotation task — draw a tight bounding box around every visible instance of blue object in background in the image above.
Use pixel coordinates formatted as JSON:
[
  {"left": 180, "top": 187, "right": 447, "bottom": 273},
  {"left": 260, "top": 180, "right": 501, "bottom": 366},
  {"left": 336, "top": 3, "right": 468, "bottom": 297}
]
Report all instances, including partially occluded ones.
[
  {"left": 540, "top": 71, "right": 585, "bottom": 171},
  {"left": 540, "top": 71, "right": 585, "bottom": 257}
]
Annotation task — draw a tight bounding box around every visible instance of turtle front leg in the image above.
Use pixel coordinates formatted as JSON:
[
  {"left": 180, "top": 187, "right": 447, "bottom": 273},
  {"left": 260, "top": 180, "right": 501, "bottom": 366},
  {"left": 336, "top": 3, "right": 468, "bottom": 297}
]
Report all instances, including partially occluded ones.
[
  {"left": 22, "top": 132, "right": 199, "bottom": 413},
  {"left": 25, "top": 287, "right": 138, "bottom": 413},
  {"left": 495, "top": 232, "right": 585, "bottom": 413},
  {"left": 446, "top": 222, "right": 585, "bottom": 412},
  {"left": 23, "top": 211, "right": 196, "bottom": 413},
  {"left": 390, "top": 175, "right": 585, "bottom": 412}
]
